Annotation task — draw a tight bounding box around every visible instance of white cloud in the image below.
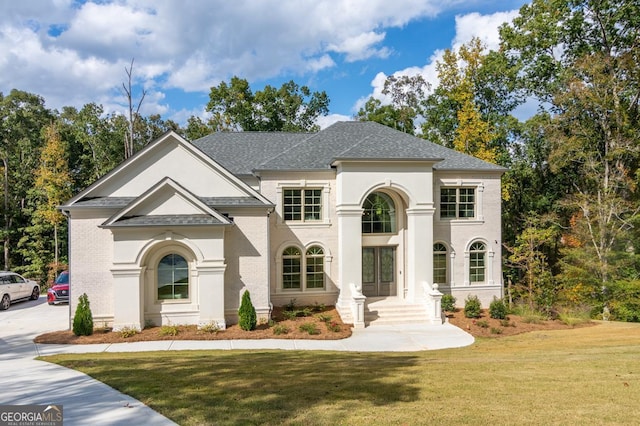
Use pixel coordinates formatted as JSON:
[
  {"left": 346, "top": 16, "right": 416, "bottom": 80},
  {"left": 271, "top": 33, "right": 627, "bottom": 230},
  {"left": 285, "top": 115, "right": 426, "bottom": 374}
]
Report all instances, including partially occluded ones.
[
  {"left": 328, "top": 31, "right": 390, "bottom": 62},
  {"left": 0, "top": 0, "right": 506, "bottom": 122},
  {"left": 452, "top": 10, "right": 519, "bottom": 51},
  {"left": 316, "top": 113, "right": 352, "bottom": 129},
  {"left": 360, "top": 9, "right": 519, "bottom": 113}
]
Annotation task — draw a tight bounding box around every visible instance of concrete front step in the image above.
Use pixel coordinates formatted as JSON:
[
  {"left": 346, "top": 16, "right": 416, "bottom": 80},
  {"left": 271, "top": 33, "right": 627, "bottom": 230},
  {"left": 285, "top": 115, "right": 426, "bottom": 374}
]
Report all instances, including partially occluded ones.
[{"left": 365, "top": 302, "right": 429, "bottom": 325}]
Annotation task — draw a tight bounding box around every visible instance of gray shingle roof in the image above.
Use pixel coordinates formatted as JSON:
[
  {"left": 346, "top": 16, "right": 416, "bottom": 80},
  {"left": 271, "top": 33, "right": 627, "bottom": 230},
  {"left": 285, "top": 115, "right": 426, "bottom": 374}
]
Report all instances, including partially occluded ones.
[
  {"left": 73, "top": 197, "right": 135, "bottom": 208},
  {"left": 106, "top": 215, "right": 229, "bottom": 227},
  {"left": 192, "top": 121, "right": 506, "bottom": 173},
  {"left": 71, "top": 196, "right": 270, "bottom": 209},
  {"left": 193, "top": 132, "right": 310, "bottom": 175}
]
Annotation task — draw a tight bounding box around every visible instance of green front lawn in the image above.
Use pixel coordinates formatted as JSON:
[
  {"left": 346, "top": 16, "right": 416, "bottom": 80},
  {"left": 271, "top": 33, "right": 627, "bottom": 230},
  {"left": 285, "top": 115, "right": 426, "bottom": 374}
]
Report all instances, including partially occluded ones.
[{"left": 43, "top": 321, "right": 640, "bottom": 425}]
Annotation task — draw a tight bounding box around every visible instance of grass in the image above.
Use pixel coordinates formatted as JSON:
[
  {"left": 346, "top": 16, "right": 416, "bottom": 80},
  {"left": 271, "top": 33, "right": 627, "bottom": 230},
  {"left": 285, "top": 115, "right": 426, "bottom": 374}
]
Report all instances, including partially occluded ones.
[{"left": 42, "top": 321, "right": 640, "bottom": 425}]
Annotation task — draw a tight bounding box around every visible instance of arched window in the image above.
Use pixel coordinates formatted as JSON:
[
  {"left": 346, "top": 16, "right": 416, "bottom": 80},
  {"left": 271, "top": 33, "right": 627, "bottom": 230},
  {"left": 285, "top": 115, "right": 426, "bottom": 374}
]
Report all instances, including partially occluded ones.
[
  {"left": 362, "top": 192, "right": 396, "bottom": 234},
  {"left": 306, "top": 246, "right": 325, "bottom": 289},
  {"left": 157, "top": 253, "right": 189, "bottom": 300},
  {"left": 433, "top": 243, "right": 448, "bottom": 284},
  {"left": 282, "top": 246, "right": 302, "bottom": 289},
  {"left": 469, "top": 242, "right": 486, "bottom": 283}
]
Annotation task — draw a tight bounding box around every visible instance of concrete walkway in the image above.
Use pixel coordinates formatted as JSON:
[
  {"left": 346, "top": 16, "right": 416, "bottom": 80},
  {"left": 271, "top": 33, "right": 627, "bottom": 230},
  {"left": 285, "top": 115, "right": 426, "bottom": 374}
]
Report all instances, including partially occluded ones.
[{"left": 1, "top": 297, "right": 473, "bottom": 425}]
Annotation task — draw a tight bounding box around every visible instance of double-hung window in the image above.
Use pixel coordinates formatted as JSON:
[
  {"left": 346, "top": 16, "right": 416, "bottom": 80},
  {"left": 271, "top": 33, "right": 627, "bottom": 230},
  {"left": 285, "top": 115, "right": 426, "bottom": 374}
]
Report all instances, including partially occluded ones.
[
  {"left": 433, "top": 243, "right": 448, "bottom": 284},
  {"left": 283, "top": 189, "right": 322, "bottom": 222},
  {"left": 440, "top": 187, "right": 475, "bottom": 219},
  {"left": 469, "top": 242, "right": 486, "bottom": 283},
  {"left": 282, "top": 245, "right": 325, "bottom": 290}
]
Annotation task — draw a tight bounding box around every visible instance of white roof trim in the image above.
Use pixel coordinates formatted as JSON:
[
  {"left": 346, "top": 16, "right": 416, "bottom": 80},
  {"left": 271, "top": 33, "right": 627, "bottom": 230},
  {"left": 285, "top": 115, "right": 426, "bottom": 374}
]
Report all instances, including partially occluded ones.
[
  {"left": 101, "top": 177, "right": 232, "bottom": 227},
  {"left": 64, "top": 131, "right": 272, "bottom": 207}
]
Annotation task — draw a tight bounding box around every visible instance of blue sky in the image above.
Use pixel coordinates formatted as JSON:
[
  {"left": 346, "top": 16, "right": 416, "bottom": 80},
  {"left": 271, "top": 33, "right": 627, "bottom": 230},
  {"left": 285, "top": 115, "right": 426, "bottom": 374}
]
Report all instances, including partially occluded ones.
[{"left": 0, "top": 1, "right": 530, "bottom": 128}]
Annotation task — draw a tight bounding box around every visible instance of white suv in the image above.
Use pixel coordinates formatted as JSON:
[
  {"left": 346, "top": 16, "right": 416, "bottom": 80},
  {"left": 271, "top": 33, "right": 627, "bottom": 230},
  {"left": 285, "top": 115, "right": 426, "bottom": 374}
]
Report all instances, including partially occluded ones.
[{"left": 0, "top": 271, "right": 40, "bottom": 310}]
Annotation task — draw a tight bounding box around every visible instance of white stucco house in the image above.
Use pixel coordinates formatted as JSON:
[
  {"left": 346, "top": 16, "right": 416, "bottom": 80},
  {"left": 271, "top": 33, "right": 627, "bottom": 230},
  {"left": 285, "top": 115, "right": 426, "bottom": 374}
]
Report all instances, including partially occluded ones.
[{"left": 61, "top": 121, "right": 505, "bottom": 330}]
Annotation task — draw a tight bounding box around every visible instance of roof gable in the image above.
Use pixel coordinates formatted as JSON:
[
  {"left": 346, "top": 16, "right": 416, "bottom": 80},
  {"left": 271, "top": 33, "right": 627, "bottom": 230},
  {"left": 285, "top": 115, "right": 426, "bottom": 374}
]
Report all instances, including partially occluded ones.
[
  {"left": 101, "top": 178, "right": 232, "bottom": 228},
  {"left": 64, "top": 131, "right": 271, "bottom": 207}
]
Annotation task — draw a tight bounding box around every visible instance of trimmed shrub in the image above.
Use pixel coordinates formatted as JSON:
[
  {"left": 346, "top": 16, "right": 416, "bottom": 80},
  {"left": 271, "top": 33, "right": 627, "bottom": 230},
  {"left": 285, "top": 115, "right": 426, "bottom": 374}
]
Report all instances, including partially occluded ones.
[
  {"left": 441, "top": 294, "right": 457, "bottom": 312},
  {"left": 72, "top": 293, "right": 94, "bottom": 336},
  {"left": 464, "top": 295, "right": 482, "bottom": 318},
  {"left": 489, "top": 297, "right": 508, "bottom": 319},
  {"left": 238, "top": 290, "right": 257, "bottom": 331}
]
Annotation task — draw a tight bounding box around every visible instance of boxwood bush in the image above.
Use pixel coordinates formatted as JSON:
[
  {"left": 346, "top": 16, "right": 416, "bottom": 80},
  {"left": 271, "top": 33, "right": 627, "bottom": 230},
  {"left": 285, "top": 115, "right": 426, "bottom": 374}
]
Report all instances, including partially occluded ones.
[
  {"left": 441, "top": 294, "right": 457, "bottom": 312},
  {"left": 489, "top": 297, "right": 508, "bottom": 319},
  {"left": 464, "top": 295, "right": 482, "bottom": 318}
]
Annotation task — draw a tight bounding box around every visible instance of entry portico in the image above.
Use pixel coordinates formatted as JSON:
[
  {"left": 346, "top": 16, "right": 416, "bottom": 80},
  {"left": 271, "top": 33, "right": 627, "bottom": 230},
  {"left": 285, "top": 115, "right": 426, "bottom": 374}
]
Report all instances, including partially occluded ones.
[{"left": 335, "top": 159, "right": 437, "bottom": 325}]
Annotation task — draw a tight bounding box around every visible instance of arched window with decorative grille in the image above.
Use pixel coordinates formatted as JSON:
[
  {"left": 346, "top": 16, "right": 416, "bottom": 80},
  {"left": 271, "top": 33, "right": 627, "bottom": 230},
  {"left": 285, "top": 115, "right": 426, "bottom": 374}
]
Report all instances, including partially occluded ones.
[
  {"left": 282, "top": 246, "right": 302, "bottom": 289},
  {"left": 433, "top": 243, "right": 448, "bottom": 285},
  {"left": 469, "top": 241, "right": 486, "bottom": 283},
  {"left": 362, "top": 192, "right": 396, "bottom": 234},
  {"left": 305, "top": 246, "right": 325, "bottom": 289}
]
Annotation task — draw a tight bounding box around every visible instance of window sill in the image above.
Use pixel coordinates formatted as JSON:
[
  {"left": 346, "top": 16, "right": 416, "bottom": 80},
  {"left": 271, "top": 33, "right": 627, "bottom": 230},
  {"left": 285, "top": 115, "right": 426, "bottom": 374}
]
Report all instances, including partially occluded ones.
[
  {"left": 277, "top": 221, "right": 332, "bottom": 229},
  {"left": 276, "top": 288, "right": 328, "bottom": 293},
  {"left": 155, "top": 299, "right": 192, "bottom": 304},
  {"left": 437, "top": 219, "right": 484, "bottom": 225}
]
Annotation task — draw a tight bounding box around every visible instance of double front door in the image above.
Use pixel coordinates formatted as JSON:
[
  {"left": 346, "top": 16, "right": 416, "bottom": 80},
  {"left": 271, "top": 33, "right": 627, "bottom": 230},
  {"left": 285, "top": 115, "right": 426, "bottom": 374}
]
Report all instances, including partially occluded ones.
[{"left": 362, "top": 246, "right": 396, "bottom": 297}]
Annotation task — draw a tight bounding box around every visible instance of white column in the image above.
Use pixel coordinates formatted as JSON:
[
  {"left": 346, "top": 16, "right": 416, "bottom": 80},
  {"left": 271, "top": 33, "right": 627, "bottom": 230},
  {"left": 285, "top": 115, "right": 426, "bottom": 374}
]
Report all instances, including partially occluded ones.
[
  {"left": 405, "top": 207, "right": 435, "bottom": 302},
  {"left": 111, "top": 267, "right": 143, "bottom": 331},
  {"left": 335, "top": 205, "right": 363, "bottom": 314},
  {"left": 197, "top": 263, "right": 227, "bottom": 329}
]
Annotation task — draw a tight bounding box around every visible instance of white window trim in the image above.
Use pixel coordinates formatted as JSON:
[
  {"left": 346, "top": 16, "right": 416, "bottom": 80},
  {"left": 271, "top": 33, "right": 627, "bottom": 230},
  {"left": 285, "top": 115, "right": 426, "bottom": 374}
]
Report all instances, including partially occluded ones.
[
  {"left": 276, "top": 180, "right": 331, "bottom": 227},
  {"left": 150, "top": 245, "right": 195, "bottom": 305},
  {"left": 463, "top": 239, "right": 494, "bottom": 286},
  {"left": 275, "top": 243, "right": 332, "bottom": 293},
  {"left": 437, "top": 180, "right": 484, "bottom": 223}
]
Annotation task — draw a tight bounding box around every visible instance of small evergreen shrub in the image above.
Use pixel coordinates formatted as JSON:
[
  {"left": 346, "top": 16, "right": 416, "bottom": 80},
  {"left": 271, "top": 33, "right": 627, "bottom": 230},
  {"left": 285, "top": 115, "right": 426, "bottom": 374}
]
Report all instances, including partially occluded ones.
[
  {"left": 441, "top": 294, "right": 457, "bottom": 312},
  {"left": 72, "top": 293, "right": 94, "bottom": 336},
  {"left": 299, "top": 322, "right": 320, "bottom": 335},
  {"left": 238, "top": 290, "right": 257, "bottom": 331},
  {"left": 464, "top": 295, "right": 482, "bottom": 318},
  {"left": 489, "top": 297, "right": 508, "bottom": 320}
]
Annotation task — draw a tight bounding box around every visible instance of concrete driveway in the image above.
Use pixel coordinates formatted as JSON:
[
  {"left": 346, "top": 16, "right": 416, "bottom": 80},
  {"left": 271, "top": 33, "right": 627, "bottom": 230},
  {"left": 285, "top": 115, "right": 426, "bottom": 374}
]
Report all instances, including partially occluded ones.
[{"left": 0, "top": 296, "right": 176, "bottom": 426}]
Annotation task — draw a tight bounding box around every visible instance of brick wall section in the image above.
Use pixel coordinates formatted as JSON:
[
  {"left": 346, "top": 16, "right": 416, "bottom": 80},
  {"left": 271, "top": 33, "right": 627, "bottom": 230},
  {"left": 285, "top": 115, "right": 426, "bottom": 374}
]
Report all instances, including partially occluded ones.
[
  {"left": 223, "top": 210, "right": 270, "bottom": 316},
  {"left": 68, "top": 215, "right": 114, "bottom": 324},
  {"left": 259, "top": 171, "right": 341, "bottom": 307}
]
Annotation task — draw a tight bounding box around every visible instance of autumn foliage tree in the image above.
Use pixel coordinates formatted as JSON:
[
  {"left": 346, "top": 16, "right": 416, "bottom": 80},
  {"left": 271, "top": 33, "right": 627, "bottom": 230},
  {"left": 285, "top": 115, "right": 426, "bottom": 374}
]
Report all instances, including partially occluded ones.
[{"left": 32, "top": 123, "right": 72, "bottom": 274}]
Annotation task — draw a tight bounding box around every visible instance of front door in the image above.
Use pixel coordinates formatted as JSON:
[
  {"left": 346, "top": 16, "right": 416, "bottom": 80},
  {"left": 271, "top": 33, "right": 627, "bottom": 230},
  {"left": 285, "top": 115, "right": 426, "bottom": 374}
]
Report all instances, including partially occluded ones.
[{"left": 362, "top": 246, "right": 396, "bottom": 297}]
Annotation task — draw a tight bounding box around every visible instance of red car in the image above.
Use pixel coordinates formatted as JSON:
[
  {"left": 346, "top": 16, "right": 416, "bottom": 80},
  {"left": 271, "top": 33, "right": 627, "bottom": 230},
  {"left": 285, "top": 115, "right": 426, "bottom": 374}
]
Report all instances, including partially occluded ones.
[{"left": 47, "top": 271, "right": 69, "bottom": 305}]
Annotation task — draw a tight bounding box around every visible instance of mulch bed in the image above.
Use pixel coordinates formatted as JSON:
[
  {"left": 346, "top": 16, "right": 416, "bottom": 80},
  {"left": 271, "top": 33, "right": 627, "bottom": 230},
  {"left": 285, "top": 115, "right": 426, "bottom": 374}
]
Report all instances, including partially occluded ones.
[{"left": 34, "top": 306, "right": 352, "bottom": 344}]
